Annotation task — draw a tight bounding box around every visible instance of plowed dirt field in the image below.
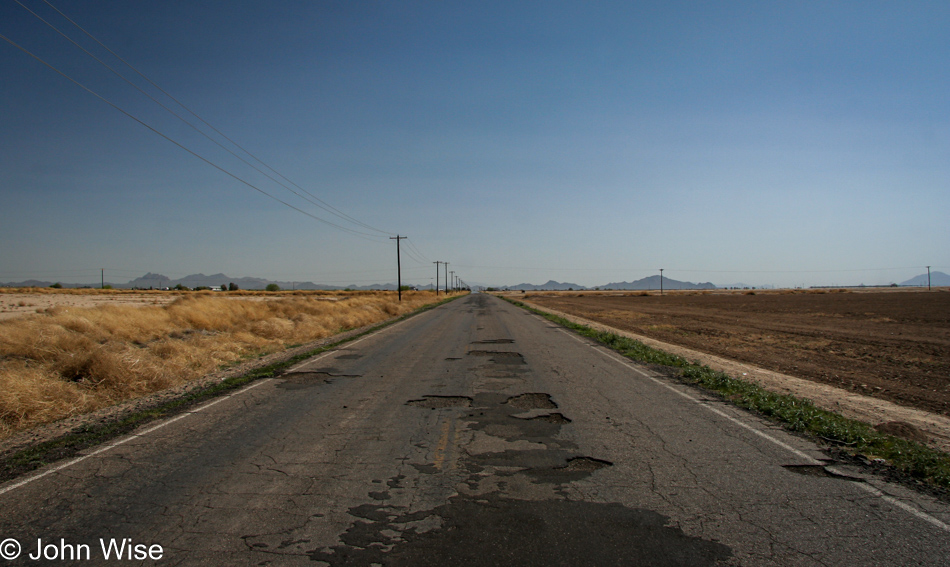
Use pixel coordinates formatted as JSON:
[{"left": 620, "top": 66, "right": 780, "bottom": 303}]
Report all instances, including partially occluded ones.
[{"left": 523, "top": 289, "right": 950, "bottom": 417}]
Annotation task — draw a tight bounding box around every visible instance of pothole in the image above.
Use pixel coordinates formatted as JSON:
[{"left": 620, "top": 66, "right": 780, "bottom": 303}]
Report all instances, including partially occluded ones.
[
  {"left": 506, "top": 393, "right": 558, "bottom": 410},
  {"left": 526, "top": 455, "right": 615, "bottom": 483},
  {"left": 513, "top": 413, "right": 572, "bottom": 424},
  {"left": 559, "top": 456, "right": 613, "bottom": 472},
  {"left": 407, "top": 395, "right": 474, "bottom": 409},
  {"left": 472, "top": 339, "right": 515, "bottom": 344},
  {"left": 782, "top": 464, "right": 863, "bottom": 481},
  {"left": 335, "top": 353, "right": 363, "bottom": 360},
  {"left": 467, "top": 350, "right": 525, "bottom": 363}
]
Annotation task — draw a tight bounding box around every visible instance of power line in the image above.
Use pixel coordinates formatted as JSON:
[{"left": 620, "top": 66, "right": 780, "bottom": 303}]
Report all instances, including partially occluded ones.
[
  {"left": 404, "top": 237, "right": 430, "bottom": 263},
  {"left": 0, "top": 30, "right": 387, "bottom": 241},
  {"left": 15, "top": 0, "right": 392, "bottom": 238},
  {"left": 401, "top": 246, "right": 430, "bottom": 266},
  {"left": 450, "top": 264, "right": 938, "bottom": 274}
]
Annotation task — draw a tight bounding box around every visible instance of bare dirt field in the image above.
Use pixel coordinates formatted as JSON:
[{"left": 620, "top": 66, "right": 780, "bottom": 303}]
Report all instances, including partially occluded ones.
[
  {"left": 0, "top": 290, "right": 179, "bottom": 320},
  {"left": 0, "top": 288, "right": 350, "bottom": 320},
  {"left": 520, "top": 289, "right": 950, "bottom": 418}
]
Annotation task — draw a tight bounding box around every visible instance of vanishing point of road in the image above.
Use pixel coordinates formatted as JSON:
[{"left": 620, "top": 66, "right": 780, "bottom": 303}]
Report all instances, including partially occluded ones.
[{"left": 1, "top": 293, "right": 948, "bottom": 565}]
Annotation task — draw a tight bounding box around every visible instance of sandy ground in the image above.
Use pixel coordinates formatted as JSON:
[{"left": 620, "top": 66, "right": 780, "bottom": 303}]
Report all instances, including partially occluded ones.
[
  {"left": 0, "top": 291, "right": 177, "bottom": 319},
  {"left": 0, "top": 290, "right": 345, "bottom": 320},
  {"left": 512, "top": 293, "right": 950, "bottom": 453}
]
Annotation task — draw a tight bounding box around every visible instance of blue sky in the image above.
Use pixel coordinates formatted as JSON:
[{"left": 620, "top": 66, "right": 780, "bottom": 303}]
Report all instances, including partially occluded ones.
[{"left": 1, "top": 1, "right": 947, "bottom": 288}]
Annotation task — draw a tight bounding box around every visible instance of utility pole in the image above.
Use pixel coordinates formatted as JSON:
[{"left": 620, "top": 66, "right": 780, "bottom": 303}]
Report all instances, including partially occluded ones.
[
  {"left": 444, "top": 262, "right": 449, "bottom": 294},
  {"left": 101, "top": 268, "right": 104, "bottom": 290},
  {"left": 450, "top": 271, "right": 455, "bottom": 292},
  {"left": 390, "top": 235, "right": 406, "bottom": 301},
  {"left": 927, "top": 266, "right": 932, "bottom": 291},
  {"left": 434, "top": 261, "right": 442, "bottom": 295},
  {"left": 659, "top": 268, "right": 664, "bottom": 296}
]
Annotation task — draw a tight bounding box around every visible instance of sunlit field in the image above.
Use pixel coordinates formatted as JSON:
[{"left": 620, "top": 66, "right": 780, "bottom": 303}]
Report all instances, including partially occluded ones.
[{"left": 0, "top": 290, "right": 442, "bottom": 438}]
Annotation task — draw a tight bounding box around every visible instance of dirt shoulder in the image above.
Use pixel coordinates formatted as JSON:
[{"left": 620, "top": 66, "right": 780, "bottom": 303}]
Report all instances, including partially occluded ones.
[{"left": 513, "top": 291, "right": 950, "bottom": 453}]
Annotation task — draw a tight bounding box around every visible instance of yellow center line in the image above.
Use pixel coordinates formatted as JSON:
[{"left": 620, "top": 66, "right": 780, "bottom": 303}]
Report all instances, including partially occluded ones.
[{"left": 433, "top": 417, "right": 453, "bottom": 471}]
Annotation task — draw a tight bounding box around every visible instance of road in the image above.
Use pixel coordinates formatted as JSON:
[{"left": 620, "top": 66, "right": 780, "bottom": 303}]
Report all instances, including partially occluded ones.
[{"left": 1, "top": 293, "right": 948, "bottom": 565}]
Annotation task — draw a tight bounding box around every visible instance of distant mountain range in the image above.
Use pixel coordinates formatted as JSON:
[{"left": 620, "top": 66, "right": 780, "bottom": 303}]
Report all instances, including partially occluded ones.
[
  {"left": 3, "top": 271, "right": 946, "bottom": 291},
  {"left": 502, "top": 276, "right": 716, "bottom": 291},
  {"left": 0, "top": 272, "right": 424, "bottom": 291},
  {"left": 901, "top": 271, "right": 950, "bottom": 287},
  {"left": 503, "top": 280, "right": 586, "bottom": 291}
]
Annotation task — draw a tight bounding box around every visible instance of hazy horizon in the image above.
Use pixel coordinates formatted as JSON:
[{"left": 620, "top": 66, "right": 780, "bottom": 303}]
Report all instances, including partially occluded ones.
[{"left": 3, "top": 268, "right": 945, "bottom": 291}]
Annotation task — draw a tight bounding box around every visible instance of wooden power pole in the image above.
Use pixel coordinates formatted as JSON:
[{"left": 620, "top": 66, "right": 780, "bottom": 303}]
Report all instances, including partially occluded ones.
[{"left": 391, "top": 235, "right": 406, "bottom": 300}]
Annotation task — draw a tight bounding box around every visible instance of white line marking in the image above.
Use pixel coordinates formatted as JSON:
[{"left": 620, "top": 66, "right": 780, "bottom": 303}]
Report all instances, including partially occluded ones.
[
  {"left": 286, "top": 316, "right": 414, "bottom": 373},
  {"left": 551, "top": 324, "right": 822, "bottom": 464},
  {"left": 538, "top": 313, "right": 950, "bottom": 534},
  {"left": 0, "top": 379, "right": 272, "bottom": 497},
  {"left": 854, "top": 483, "right": 950, "bottom": 532}
]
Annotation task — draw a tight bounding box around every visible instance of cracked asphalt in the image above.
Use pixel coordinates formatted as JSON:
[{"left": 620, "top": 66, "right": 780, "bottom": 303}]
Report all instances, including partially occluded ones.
[{"left": 1, "top": 293, "right": 949, "bottom": 565}]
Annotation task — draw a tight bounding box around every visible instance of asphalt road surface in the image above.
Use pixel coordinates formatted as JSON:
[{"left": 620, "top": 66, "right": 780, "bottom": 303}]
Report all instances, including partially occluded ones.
[{"left": 1, "top": 293, "right": 949, "bottom": 565}]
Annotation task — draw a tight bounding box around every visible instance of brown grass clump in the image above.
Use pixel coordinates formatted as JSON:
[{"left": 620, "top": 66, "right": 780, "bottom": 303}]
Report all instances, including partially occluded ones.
[{"left": 0, "top": 291, "right": 440, "bottom": 438}]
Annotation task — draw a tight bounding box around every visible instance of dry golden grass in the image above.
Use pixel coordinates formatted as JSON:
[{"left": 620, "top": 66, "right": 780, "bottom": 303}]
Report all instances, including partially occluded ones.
[{"left": 0, "top": 291, "right": 441, "bottom": 438}]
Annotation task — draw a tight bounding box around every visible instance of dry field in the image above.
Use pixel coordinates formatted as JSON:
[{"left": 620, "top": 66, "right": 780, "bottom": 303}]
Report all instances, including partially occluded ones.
[
  {"left": 0, "top": 287, "right": 356, "bottom": 320},
  {"left": 0, "top": 289, "right": 179, "bottom": 320},
  {"left": 0, "top": 289, "right": 442, "bottom": 439},
  {"left": 520, "top": 288, "right": 950, "bottom": 417}
]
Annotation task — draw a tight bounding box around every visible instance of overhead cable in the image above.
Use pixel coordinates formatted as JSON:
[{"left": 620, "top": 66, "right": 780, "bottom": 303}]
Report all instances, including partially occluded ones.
[
  {"left": 17, "top": 0, "right": 392, "bottom": 237},
  {"left": 0, "top": 31, "right": 386, "bottom": 240}
]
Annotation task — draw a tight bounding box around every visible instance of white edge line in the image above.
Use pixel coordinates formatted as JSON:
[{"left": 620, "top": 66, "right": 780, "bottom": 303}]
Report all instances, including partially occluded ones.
[
  {"left": 0, "top": 310, "right": 427, "bottom": 497},
  {"left": 286, "top": 315, "right": 413, "bottom": 373},
  {"left": 552, "top": 324, "right": 822, "bottom": 464},
  {"left": 536, "top": 312, "right": 950, "bottom": 535},
  {"left": 0, "top": 379, "right": 269, "bottom": 497},
  {"left": 854, "top": 483, "right": 950, "bottom": 532}
]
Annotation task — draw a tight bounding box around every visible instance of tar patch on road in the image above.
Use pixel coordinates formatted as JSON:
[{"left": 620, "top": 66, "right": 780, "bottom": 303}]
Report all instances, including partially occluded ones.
[
  {"left": 298, "top": 294, "right": 734, "bottom": 565},
  {"left": 513, "top": 412, "right": 572, "bottom": 424},
  {"left": 406, "top": 395, "right": 474, "bottom": 409},
  {"left": 467, "top": 350, "right": 526, "bottom": 364},
  {"left": 306, "top": 494, "right": 732, "bottom": 566},
  {"left": 505, "top": 392, "right": 558, "bottom": 410}
]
